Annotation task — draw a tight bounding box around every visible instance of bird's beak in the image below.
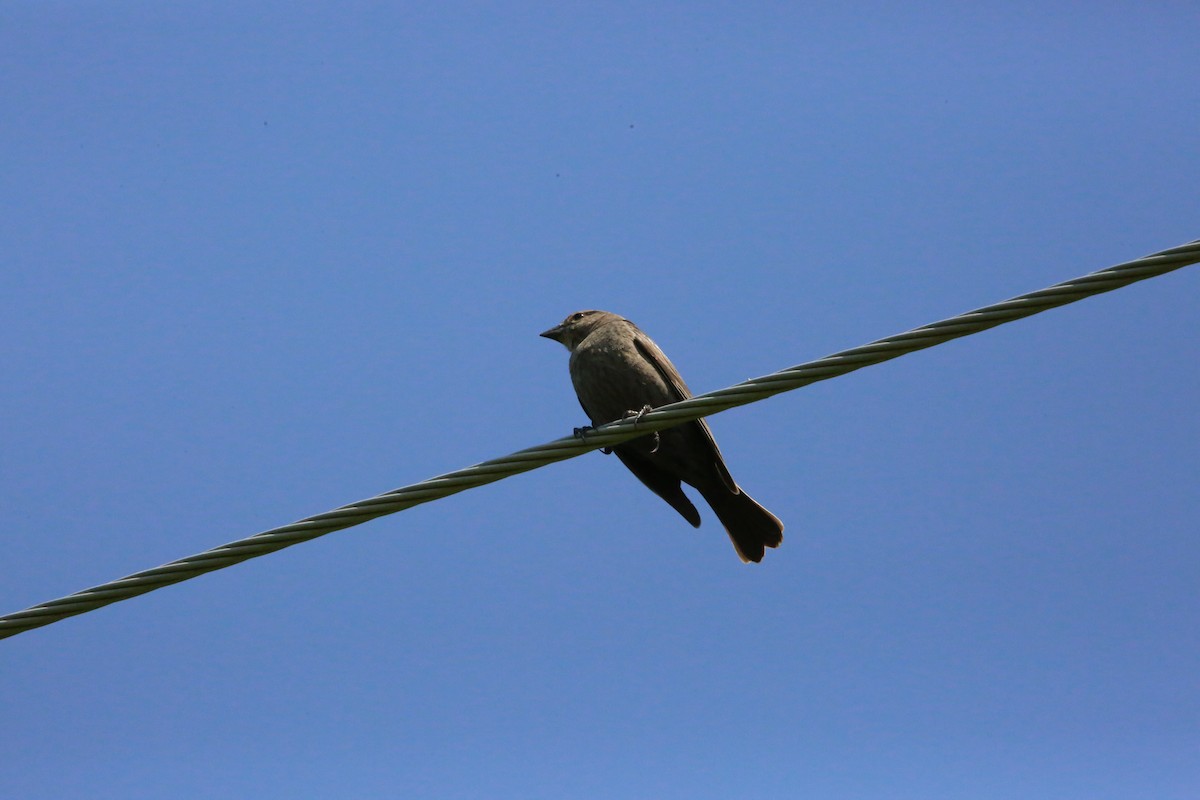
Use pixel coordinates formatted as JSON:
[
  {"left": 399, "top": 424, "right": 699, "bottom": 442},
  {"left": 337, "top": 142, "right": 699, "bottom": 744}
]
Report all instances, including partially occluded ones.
[{"left": 540, "top": 324, "right": 564, "bottom": 342}]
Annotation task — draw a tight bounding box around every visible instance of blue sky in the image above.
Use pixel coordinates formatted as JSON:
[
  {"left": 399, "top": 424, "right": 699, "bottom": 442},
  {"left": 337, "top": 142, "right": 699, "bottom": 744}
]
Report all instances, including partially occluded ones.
[{"left": 2, "top": 4, "right": 1197, "bottom": 798}]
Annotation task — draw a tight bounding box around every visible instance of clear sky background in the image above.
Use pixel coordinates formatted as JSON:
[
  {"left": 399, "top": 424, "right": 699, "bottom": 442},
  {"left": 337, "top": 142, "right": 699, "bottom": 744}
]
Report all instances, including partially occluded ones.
[{"left": 2, "top": 4, "right": 1197, "bottom": 799}]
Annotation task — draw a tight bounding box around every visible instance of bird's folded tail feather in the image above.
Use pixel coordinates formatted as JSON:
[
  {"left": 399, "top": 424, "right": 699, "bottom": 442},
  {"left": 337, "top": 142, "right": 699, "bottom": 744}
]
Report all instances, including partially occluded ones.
[{"left": 699, "top": 486, "right": 784, "bottom": 563}]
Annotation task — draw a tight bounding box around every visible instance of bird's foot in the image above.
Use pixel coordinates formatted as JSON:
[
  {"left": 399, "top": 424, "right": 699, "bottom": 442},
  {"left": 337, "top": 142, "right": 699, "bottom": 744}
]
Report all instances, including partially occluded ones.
[
  {"left": 622, "top": 404, "right": 655, "bottom": 423},
  {"left": 574, "top": 425, "right": 613, "bottom": 455},
  {"left": 623, "top": 405, "right": 659, "bottom": 453}
]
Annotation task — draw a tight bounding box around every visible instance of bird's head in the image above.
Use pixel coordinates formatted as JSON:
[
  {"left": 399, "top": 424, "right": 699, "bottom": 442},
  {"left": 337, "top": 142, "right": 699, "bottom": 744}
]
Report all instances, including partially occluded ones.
[{"left": 540, "top": 310, "right": 620, "bottom": 351}]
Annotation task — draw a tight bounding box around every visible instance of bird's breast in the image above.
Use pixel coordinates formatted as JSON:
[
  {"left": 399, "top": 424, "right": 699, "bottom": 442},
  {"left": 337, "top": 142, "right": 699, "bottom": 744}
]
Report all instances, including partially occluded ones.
[{"left": 569, "top": 339, "right": 673, "bottom": 425}]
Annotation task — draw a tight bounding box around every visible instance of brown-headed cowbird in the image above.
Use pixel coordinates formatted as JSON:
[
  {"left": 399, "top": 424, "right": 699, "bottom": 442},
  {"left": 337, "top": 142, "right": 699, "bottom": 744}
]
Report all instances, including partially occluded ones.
[{"left": 541, "top": 310, "right": 784, "bottom": 563}]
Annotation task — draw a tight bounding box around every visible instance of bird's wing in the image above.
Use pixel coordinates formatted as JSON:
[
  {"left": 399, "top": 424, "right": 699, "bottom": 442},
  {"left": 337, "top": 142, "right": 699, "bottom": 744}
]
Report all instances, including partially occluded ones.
[
  {"left": 633, "top": 334, "right": 738, "bottom": 493},
  {"left": 631, "top": 332, "right": 693, "bottom": 400},
  {"left": 614, "top": 448, "right": 702, "bottom": 528}
]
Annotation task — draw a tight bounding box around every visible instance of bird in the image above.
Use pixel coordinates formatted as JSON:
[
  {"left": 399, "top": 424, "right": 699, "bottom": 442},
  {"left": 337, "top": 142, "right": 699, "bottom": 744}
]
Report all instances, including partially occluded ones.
[{"left": 541, "top": 310, "right": 784, "bottom": 562}]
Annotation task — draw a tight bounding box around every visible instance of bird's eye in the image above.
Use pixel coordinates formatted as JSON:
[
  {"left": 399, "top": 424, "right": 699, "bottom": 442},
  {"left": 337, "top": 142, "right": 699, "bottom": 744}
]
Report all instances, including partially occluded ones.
[{"left": 571, "top": 312, "right": 583, "bottom": 321}]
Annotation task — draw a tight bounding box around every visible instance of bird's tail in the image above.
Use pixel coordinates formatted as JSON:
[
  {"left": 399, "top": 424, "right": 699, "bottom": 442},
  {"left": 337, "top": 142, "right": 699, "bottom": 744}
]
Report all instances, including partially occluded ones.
[{"left": 699, "top": 486, "right": 784, "bottom": 563}]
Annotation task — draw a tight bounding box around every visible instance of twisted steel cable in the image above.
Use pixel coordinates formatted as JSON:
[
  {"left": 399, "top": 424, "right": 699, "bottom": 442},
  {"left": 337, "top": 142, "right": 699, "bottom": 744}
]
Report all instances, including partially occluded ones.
[{"left": 2, "top": 239, "right": 1196, "bottom": 641}]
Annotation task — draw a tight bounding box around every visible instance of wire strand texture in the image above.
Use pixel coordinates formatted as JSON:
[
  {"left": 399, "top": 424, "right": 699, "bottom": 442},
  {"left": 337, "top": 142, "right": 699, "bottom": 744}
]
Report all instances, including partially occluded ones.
[{"left": 2, "top": 239, "right": 1197, "bottom": 641}]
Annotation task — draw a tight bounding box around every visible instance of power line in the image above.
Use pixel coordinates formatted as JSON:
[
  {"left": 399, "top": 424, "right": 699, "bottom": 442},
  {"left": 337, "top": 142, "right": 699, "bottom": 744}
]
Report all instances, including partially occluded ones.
[{"left": 2, "top": 239, "right": 1196, "bottom": 641}]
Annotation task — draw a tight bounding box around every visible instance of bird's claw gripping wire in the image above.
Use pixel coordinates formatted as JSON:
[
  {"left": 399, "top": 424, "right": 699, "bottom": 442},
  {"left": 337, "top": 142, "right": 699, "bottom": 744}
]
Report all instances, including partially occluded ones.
[
  {"left": 574, "top": 425, "right": 613, "bottom": 454},
  {"left": 624, "top": 405, "right": 659, "bottom": 453},
  {"left": 574, "top": 405, "right": 658, "bottom": 455}
]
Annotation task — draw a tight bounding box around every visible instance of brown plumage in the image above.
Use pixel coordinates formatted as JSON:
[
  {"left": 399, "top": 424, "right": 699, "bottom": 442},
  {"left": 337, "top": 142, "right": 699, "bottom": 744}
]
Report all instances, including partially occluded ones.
[{"left": 541, "top": 310, "right": 784, "bottom": 563}]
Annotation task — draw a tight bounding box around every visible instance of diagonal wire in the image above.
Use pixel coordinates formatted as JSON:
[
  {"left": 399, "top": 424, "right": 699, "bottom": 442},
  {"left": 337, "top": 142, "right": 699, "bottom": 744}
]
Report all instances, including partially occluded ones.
[{"left": 2, "top": 239, "right": 1197, "bottom": 641}]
